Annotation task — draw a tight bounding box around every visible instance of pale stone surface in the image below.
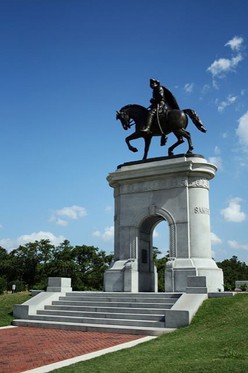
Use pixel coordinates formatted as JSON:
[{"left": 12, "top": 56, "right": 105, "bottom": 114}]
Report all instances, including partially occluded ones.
[
  {"left": 46, "top": 277, "right": 72, "bottom": 292},
  {"left": 104, "top": 155, "right": 224, "bottom": 293},
  {"left": 14, "top": 277, "right": 72, "bottom": 318},
  {"left": 165, "top": 293, "right": 208, "bottom": 327},
  {"left": 235, "top": 280, "right": 248, "bottom": 291},
  {"left": 13, "top": 291, "right": 64, "bottom": 318}
]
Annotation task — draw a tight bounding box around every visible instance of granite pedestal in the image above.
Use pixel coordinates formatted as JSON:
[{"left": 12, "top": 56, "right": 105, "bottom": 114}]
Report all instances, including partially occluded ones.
[{"left": 104, "top": 155, "right": 224, "bottom": 293}]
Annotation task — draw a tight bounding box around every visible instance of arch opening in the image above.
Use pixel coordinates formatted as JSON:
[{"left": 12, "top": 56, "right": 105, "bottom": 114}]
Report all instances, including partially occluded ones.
[
  {"left": 138, "top": 215, "right": 169, "bottom": 292},
  {"left": 153, "top": 220, "right": 169, "bottom": 292}
]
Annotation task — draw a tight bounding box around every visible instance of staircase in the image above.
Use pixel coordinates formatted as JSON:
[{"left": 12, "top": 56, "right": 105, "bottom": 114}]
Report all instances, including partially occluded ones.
[{"left": 13, "top": 292, "right": 182, "bottom": 336}]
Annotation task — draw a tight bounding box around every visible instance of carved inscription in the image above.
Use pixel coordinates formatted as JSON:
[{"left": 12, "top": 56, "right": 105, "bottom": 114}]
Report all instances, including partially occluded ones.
[
  {"left": 194, "top": 207, "right": 210, "bottom": 215},
  {"left": 120, "top": 177, "right": 187, "bottom": 194}
]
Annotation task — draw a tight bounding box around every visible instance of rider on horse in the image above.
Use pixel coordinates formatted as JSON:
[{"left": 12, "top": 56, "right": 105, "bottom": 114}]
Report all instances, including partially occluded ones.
[{"left": 142, "top": 79, "right": 180, "bottom": 134}]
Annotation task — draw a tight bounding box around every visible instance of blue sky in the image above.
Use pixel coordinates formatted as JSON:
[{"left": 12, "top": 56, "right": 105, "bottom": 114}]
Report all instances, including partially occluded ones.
[{"left": 0, "top": 0, "right": 247, "bottom": 263}]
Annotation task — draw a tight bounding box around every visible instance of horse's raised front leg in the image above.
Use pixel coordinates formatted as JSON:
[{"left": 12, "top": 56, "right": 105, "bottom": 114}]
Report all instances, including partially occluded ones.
[
  {"left": 125, "top": 132, "right": 142, "bottom": 153},
  {"left": 143, "top": 135, "right": 152, "bottom": 160}
]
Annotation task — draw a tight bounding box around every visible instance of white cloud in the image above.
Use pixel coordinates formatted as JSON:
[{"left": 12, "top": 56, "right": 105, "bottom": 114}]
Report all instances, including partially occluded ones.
[
  {"left": 104, "top": 205, "right": 113, "bottom": 213},
  {"left": 208, "top": 146, "right": 223, "bottom": 170},
  {"left": 50, "top": 205, "right": 87, "bottom": 226},
  {"left": 207, "top": 54, "right": 243, "bottom": 78},
  {"left": 211, "top": 232, "right": 222, "bottom": 245},
  {"left": 93, "top": 226, "right": 114, "bottom": 242},
  {"left": 153, "top": 228, "right": 159, "bottom": 238},
  {"left": 184, "top": 83, "right": 194, "bottom": 94},
  {"left": 0, "top": 231, "right": 66, "bottom": 251},
  {"left": 54, "top": 218, "right": 68, "bottom": 227},
  {"left": 0, "top": 238, "right": 13, "bottom": 249},
  {"left": 207, "top": 36, "right": 244, "bottom": 80},
  {"left": 228, "top": 240, "right": 248, "bottom": 251},
  {"left": 225, "top": 36, "right": 244, "bottom": 51},
  {"left": 214, "top": 146, "right": 221, "bottom": 155},
  {"left": 216, "top": 94, "right": 237, "bottom": 112},
  {"left": 236, "top": 111, "right": 248, "bottom": 147},
  {"left": 93, "top": 230, "right": 101, "bottom": 237},
  {"left": 220, "top": 198, "right": 246, "bottom": 222},
  {"left": 208, "top": 156, "right": 223, "bottom": 170},
  {"left": 201, "top": 84, "right": 211, "bottom": 94}
]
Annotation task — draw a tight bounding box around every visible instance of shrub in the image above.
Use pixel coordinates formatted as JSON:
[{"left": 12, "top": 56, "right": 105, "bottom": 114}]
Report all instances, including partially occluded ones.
[
  {"left": 0, "top": 277, "right": 7, "bottom": 294},
  {"left": 7, "top": 280, "right": 26, "bottom": 293},
  {"left": 31, "top": 280, "right": 48, "bottom": 291},
  {"left": 240, "top": 284, "right": 248, "bottom": 291}
]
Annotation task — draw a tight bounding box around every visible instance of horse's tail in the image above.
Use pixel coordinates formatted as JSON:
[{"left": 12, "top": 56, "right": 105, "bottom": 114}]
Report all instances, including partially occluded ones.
[{"left": 183, "top": 109, "right": 207, "bottom": 133}]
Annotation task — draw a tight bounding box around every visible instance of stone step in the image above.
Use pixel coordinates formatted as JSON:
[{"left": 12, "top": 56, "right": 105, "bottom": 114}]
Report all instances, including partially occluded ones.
[
  {"left": 37, "top": 309, "right": 165, "bottom": 321},
  {"left": 64, "top": 292, "right": 181, "bottom": 299},
  {"left": 28, "top": 314, "right": 165, "bottom": 328},
  {"left": 12, "top": 319, "right": 176, "bottom": 336},
  {"left": 186, "top": 287, "right": 208, "bottom": 294},
  {"left": 52, "top": 300, "right": 175, "bottom": 308},
  {"left": 44, "top": 304, "right": 172, "bottom": 313},
  {"left": 12, "top": 291, "right": 207, "bottom": 335},
  {"left": 58, "top": 295, "right": 178, "bottom": 304}
]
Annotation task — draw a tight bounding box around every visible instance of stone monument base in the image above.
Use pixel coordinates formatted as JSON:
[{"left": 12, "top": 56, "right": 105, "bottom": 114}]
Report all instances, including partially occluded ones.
[
  {"left": 105, "top": 155, "right": 224, "bottom": 293},
  {"left": 104, "top": 259, "right": 158, "bottom": 292},
  {"left": 165, "top": 258, "right": 224, "bottom": 292},
  {"left": 46, "top": 277, "right": 72, "bottom": 292}
]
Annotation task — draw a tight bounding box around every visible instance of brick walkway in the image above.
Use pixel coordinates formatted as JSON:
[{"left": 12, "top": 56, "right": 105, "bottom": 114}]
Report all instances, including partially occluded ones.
[{"left": 0, "top": 327, "right": 144, "bottom": 373}]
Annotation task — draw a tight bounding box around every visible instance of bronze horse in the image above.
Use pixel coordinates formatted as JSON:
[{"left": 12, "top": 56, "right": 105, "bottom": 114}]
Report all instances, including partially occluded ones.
[{"left": 116, "top": 104, "right": 206, "bottom": 160}]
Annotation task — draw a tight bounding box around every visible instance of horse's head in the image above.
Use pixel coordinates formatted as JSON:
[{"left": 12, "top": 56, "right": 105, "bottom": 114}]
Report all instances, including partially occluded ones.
[
  {"left": 116, "top": 104, "right": 148, "bottom": 131},
  {"left": 116, "top": 109, "right": 131, "bottom": 130}
]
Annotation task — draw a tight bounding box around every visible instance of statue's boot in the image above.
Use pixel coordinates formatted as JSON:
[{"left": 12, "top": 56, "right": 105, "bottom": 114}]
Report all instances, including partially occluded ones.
[{"left": 141, "top": 115, "right": 153, "bottom": 133}]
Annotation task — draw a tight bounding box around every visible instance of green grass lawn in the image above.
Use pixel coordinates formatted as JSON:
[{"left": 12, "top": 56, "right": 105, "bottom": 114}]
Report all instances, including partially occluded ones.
[
  {"left": 52, "top": 294, "right": 248, "bottom": 373},
  {"left": 0, "top": 292, "right": 31, "bottom": 327}
]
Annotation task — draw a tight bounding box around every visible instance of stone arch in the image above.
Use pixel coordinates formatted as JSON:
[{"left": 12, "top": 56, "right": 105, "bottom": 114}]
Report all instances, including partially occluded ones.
[
  {"left": 137, "top": 206, "right": 176, "bottom": 291},
  {"left": 154, "top": 206, "right": 177, "bottom": 258},
  {"left": 137, "top": 205, "right": 177, "bottom": 258}
]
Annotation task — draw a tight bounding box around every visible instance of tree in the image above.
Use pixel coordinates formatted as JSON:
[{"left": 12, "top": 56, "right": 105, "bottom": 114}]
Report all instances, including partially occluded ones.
[
  {"left": 72, "top": 245, "right": 113, "bottom": 290},
  {"left": 153, "top": 247, "right": 168, "bottom": 292},
  {"left": 8, "top": 242, "right": 40, "bottom": 288},
  {"left": 0, "top": 277, "right": 7, "bottom": 294},
  {"left": 0, "top": 247, "right": 9, "bottom": 282},
  {"left": 217, "top": 256, "right": 248, "bottom": 290},
  {"left": 45, "top": 240, "right": 78, "bottom": 282},
  {"left": 40, "top": 241, "right": 113, "bottom": 290}
]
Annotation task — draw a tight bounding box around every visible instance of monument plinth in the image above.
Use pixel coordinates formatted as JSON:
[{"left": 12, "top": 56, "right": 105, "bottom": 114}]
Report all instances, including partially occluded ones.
[{"left": 104, "top": 155, "right": 224, "bottom": 293}]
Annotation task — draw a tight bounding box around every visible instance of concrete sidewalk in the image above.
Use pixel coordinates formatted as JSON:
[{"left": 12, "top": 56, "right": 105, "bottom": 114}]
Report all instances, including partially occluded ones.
[{"left": 0, "top": 326, "right": 153, "bottom": 373}]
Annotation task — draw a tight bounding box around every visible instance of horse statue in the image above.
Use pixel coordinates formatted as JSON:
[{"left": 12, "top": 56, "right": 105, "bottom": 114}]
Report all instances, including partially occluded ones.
[{"left": 116, "top": 104, "right": 206, "bottom": 160}]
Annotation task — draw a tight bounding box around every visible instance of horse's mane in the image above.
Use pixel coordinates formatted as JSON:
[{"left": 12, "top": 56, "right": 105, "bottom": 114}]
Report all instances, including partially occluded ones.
[{"left": 119, "top": 104, "right": 148, "bottom": 113}]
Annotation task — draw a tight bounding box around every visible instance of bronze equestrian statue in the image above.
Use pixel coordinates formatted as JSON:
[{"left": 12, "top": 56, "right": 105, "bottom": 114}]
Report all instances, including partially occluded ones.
[{"left": 116, "top": 78, "right": 206, "bottom": 160}]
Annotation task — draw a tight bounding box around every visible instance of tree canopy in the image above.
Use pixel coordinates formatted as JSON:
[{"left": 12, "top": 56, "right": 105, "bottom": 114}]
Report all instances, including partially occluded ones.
[
  {"left": 217, "top": 255, "right": 248, "bottom": 290},
  {"left": 0, "top": 240, "right": 113, "bottom": 293},
  {"left": 0, "top": 241, "right": 247, "bottom": 293}
]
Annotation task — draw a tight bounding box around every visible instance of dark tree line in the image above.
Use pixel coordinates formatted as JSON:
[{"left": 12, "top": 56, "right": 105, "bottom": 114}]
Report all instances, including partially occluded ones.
[
  {"left": 0, "top": 239, "right": 113, "bottom": 293},
  {"left": 0, "top": 240, "right": 247, "bottom": 294},
  {"left": 217, "top": 255, "right": 248, "bottom": 291}
]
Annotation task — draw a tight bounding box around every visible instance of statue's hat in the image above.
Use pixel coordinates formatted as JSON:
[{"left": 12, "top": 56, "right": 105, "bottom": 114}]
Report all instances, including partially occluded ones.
[{"left": 150, "top": 78, "right": 160, "bottom": 84}]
